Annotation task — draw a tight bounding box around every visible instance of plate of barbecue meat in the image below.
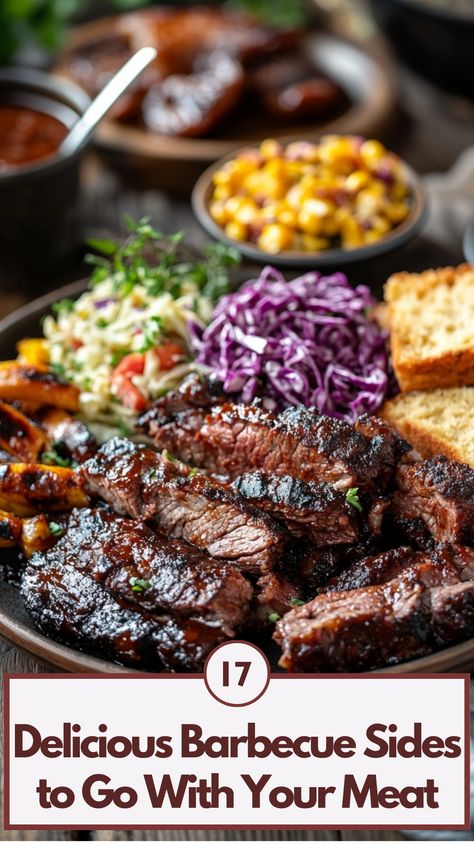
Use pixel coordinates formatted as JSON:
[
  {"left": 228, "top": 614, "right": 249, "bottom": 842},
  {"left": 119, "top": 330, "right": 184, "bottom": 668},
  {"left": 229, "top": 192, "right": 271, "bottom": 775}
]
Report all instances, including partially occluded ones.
[
  {"left": 52, "top": 6, "right": 396, "bottom": 189},
  {"left": 0, "top": 269, "right": 473, "bottom": 675}
]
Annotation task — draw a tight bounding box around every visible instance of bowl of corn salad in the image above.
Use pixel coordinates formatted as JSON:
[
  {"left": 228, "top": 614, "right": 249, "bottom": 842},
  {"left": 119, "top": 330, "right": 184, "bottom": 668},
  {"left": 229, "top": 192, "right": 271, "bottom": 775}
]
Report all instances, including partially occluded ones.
[{"left": 192, "top": 135, "right": 427, "bottom": 267}]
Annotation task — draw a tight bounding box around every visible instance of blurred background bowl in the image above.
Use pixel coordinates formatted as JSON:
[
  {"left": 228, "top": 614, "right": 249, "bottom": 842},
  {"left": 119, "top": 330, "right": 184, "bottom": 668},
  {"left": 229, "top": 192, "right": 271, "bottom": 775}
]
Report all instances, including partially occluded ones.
[
  {"left": 0, "top": 68, "right": 90, "bottom": 290},
  {"left": 368, "top": 0, "right": 474, "bottom": 95},
  {"left": 192, "top": 144, "right": 428, "bottom": 269}
]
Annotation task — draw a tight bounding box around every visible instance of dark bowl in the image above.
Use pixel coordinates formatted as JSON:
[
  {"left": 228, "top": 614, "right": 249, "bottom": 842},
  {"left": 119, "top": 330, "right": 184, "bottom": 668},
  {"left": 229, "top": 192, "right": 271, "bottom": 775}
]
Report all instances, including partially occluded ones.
[
  {"left": 368, "top": 0, "right": 474, "bottom": 95},
  {"left": 0, "top": 68, "right": 90, "bottom": 291}
]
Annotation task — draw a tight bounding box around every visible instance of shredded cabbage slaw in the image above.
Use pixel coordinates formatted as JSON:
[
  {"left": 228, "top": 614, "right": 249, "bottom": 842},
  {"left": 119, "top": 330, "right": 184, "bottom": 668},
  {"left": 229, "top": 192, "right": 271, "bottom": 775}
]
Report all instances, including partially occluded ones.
[{"left": 191, "top": 266, "right": 392, "bottom": 422}]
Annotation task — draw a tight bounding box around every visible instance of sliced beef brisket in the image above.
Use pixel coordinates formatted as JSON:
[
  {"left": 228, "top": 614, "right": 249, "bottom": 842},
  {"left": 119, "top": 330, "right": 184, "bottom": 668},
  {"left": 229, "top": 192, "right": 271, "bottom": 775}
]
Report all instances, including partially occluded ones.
[
  {"left": 392, "top": 456, "right": 474, "bottom": 546},
  {"left": 232, "top": 472, "right": 358, "bottom": 544},
  {"left": 43, "top": 508, "right": 252, "bottom": 633},
  {"left": 275, "top": 552, "right": 474, "bottom": 672},
  {"left": 22, "top": 557, "right": 224, "bottom": 671},
  {"left": 81, "top": 438, "right": 286, "bottom": 572}
]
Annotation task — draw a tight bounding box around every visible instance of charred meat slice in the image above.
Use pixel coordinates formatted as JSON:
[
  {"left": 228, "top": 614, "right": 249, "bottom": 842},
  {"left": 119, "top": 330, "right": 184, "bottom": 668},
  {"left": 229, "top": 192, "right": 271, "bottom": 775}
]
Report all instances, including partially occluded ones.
[
  {"left": 275, "top": 555, "right": 474, "bottom": 672},
  {"left": 141, "top": 401, "right": 399, "bottom": 492},
  {"left": 37, "top": 407, "right": 98, "bottom": 464},
  {"left": 21, "top": 558, "right": 223, "bottom": 671},
  {"left": 136, "top": 373, "right": 224, "bottom": 465},
  {"left": 393, "top": 457, "right": 474, "bottom": 546},
  {"left": 81, "top": 438, "right": 286, "bottom": 572},
  {"left": 322, "top": 546, "right": 420, "bottom": 593},
  {"left": 233, "top": 472, "right": 357, "bottom": 545},
  {"left": 38, "top": 507, "right": 252, "bottom": 633}
]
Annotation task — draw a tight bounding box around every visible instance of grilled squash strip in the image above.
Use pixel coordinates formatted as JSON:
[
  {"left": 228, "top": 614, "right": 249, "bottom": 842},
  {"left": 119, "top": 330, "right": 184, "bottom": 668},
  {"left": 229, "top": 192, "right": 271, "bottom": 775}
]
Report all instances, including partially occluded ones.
[
  {"left": 0, "top": 463, "right": 88, "bottom": 516},
  {"left": 0, "top": 363, "right": 79, "bottom": 412},
  {"left": 0, "top": 401, "right": 47, "bottom": 462}
]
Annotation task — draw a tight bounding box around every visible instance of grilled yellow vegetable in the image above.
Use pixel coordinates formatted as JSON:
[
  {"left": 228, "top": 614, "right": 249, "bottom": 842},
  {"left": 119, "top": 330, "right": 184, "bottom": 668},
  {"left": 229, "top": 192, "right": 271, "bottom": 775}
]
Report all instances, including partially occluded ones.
[
  {"left": 0, "top": 463, "right": 88, "bottom": 516},
  {"left": 0, "top": 508, "right": 22, "bottom": 548},
  {"left": 17, "top": 338, "right": 49, "bottom": 368},
  {"left": 0, "top": 401, "right": 47, "bottom": 462},
  {"left": 20, "top": 514, "right": 58, "bottom": 558},
  {"left": 0, "top": 363, "right": 79, "bottom": 412}
]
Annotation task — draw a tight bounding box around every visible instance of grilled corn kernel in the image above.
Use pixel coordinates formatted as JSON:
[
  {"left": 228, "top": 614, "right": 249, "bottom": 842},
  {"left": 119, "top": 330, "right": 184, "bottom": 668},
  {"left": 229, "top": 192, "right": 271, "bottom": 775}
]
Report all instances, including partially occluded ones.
[
  {"left": 225, "top": 221, "right": 247, "bottom": 241},
  {"left": 209, "top": 201, "right": 228, "bottom": 226},
  {"left": 258, "top": 223, "right": 294, "bottom": 253},
  {"left": 259, "top": 138, "right": 284, "bottom": 160},
  {"left": 360, "top": 139, "right": 386, "bottom": 162}
]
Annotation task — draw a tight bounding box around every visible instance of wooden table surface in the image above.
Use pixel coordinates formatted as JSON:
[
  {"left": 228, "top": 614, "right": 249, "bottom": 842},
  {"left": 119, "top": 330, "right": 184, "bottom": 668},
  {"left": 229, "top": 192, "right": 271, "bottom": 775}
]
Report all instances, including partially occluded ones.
[{"left": 0, "top": 17, "right": 473, "bottom": 840}]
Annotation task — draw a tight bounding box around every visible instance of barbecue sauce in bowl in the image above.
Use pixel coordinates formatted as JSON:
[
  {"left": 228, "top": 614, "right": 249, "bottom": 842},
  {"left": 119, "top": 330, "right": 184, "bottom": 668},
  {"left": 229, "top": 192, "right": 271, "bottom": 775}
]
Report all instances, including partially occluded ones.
[{"left": 0, "top": 104, "right": 67, "bottom": 171}]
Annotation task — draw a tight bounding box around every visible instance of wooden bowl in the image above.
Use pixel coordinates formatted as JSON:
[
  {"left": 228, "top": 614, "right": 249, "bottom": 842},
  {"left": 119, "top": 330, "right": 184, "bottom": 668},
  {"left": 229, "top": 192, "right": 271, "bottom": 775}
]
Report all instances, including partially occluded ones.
[
  {"left": 192, "top": 146, "right": 427, "bottom": 269},
  {"left": 0, "top": 283, "right": 472, "bottom": 674},
  {"left": 54, "top": 18, "right": 397, "bottom": 192}
]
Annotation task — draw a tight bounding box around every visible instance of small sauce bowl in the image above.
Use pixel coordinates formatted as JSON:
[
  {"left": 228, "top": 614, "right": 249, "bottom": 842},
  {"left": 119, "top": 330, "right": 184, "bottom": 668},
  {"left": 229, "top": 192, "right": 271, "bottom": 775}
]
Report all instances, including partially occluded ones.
[{"left": 0, "top": 68, "right": 90, "bottom": 289}]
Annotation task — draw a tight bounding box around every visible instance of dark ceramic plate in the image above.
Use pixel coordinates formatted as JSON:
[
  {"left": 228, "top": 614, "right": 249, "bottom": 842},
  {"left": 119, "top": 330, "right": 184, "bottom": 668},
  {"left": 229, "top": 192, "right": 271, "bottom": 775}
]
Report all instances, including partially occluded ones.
[{"left": 0, "top": 284, "right": 472, "bottom": 673}]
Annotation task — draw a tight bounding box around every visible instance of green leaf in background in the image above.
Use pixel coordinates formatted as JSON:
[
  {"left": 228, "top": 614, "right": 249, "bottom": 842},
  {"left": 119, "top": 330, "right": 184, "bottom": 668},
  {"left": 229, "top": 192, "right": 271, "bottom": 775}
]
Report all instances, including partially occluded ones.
[{"left": 0, "top": 0, "right": 153, "bottom": 64}]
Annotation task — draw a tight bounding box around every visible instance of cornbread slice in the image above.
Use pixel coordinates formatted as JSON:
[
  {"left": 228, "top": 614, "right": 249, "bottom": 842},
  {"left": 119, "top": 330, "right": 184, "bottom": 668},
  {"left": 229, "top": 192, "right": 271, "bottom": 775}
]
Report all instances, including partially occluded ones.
[
  {"left": 384, "top": 264, "right": 474, "bottom": 392},
  {"left": 380, "top": 387, "right": 474, "bottom": 468}
]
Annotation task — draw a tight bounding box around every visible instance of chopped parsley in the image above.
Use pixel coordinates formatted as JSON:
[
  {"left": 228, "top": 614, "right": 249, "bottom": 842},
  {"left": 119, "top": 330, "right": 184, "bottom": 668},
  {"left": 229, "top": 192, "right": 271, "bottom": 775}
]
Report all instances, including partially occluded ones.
[
  {"left": 290, "top": 598, "right": 305, "bottom": 607},
  {"left": 188, "top": 467, "right": 199, "bottom": 478},
  {"left": 268, "top": 612, "right": 281, "bottom": 623},
  {"left": 129, "top": 577, "right": 152, "bottom": 593},
  {"left": 146, "top": 468, "right": 159, "bottom": 481},
  {"left": 96, "top": 317, "right": 109, "bottom": 329},
  {"left": 41, "top": 445, "right": 72, "bottom": 469},
  {"left": 346, "top": 487, "right": 362, "bottom": 512},
  {"left": 48, "top": 521, "right": 64, "bottom": 537}
]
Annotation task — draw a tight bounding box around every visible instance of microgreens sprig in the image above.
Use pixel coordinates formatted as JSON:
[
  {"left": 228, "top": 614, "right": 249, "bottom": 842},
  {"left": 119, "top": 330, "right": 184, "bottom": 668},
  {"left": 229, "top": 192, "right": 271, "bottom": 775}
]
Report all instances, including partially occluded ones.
[
  {"left": 345, "top": 487, "right": 362, "bottom": 512},
  {"left": 84, "top": 216, "right": 240, "bottom": 302}
]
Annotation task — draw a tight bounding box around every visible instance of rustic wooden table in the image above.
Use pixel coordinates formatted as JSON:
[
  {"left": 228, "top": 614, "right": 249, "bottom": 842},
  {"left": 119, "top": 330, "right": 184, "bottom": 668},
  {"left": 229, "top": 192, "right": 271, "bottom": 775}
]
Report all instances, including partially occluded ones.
[{"left": 0, "top": 33, "right": 473, "bottom": 841}]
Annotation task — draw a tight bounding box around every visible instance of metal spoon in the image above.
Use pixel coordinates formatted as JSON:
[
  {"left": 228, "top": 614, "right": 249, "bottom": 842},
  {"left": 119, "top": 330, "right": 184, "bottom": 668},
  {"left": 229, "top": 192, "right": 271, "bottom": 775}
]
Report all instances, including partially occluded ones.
[
  {"left": 59, "top": 46, "right": 157, "bottom": 157},
  {"left": 463, "top": 222, "right": 474, "bottom": 264}
]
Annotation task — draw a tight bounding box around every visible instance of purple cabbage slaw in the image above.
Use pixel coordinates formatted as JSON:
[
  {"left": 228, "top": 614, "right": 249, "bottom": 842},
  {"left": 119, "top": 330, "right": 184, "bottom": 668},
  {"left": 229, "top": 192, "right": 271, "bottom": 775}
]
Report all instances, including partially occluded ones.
[{"left": 190, "top": 266, "right": 394, "bottom": 423}]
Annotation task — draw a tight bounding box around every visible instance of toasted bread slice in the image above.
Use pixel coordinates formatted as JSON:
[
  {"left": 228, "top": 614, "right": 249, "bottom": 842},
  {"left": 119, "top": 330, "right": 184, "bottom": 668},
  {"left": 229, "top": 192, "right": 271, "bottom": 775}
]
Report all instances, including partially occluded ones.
[
  {"left": 384, "top": 264, "right": 474, "bottom": 392},
  {"left": 380, "top": 387, "right": 474, "bottom": 468}
]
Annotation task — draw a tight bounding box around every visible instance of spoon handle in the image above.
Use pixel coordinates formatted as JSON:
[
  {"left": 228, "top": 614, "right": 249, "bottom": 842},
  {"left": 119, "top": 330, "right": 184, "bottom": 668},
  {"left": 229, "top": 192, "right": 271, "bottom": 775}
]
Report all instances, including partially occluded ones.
[{"left": 60, "top": 46, "right": 157, "bottom": 157}]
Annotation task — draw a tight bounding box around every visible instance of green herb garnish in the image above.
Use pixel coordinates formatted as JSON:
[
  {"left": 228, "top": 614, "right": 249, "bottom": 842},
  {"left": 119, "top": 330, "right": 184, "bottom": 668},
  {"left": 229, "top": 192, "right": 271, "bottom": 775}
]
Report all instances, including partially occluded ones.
[
  {"left": 138, "top": 315, "right": 163, "bottom": 353},
  {"left": 49, "top": 362, "right": 67, "bottom": 379},
  {"left": 129, "top": 577, "right": 152, "bottom": 593},
  {"left": 188, "top": 467, "right": 199, "bottom": 478},
  {"left": 96, "top": 317, "right": 109, "bottom": 329},
  {"left": 48, "top": 521, "right": 64, "bottom": 537},
  {"left": 85, "top": 217, "right": 240, "bottom": 303},
  {"left": 146, "top": 468, "right": 159, "bottom": 481},
  {"left": 268, "top": 612, "right": 281, "bottom": 623},
  {"left": 52, "top": 298, "right": 75, "bottom": 316},
  {"left": 41, "top": 445, "right": 72, "bottom": 468},
  {"left": 346, "top": 487, "right": 362, "bottom": 512},
  {"left": 290, "top": 598, "right": 305, "bottom": 607},
  {"left": 165, "top": 452, "right": 177, "bottom": 463}
]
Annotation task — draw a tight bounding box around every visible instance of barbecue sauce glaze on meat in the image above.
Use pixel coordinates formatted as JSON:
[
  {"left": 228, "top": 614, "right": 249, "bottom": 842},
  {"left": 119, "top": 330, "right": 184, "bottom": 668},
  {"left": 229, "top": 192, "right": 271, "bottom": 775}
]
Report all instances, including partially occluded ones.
[
  {"left": 392, "top": 456, "right": 474, "bottom": 547},
  {"left": 17, "top": 369, "right": 474, "bottom": 673},
  {"left": 22, "top": 559, "right": 225, "bottom": 671},
  {"left": 81, "top": 437, "right": 287, "bottom": 573},
  {"left": 233, "top": 471, "right": 358, "bottom": 545},
  {"left": 138, "top": 391, "right": 403, "bottom": 492},
  {"left": 275, "top": 546, "right": 474, "bottom": 672}
]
